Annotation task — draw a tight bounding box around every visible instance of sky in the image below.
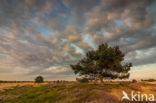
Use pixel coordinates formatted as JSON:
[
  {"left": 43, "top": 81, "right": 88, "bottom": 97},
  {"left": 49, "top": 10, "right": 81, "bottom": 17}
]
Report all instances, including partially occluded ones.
[{"left": 0, "top": 0, "right": 156, "bottom": 81}]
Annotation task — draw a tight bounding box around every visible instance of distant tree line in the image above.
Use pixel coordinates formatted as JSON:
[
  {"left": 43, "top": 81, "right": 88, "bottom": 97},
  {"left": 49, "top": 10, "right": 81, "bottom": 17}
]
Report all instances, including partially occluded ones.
[
  {"left": 141, "top": 79, "right": 156, "bottom": 82},
  {"left": 0, "top": 81, "right": 33, "bottom": 83}
]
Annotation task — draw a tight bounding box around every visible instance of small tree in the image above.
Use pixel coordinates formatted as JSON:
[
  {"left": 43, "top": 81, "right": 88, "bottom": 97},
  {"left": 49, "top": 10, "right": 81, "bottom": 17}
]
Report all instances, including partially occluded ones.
[
  {"left": 76, "top": 77, "right": 89, "bottom": 83},
  {"left": 132, "top": 79, "right": 137, "bottom": 83},
  {"left": 70, "top": 43, "right": 132, "bottom": 83},
  {"left": 35, "top": 76, "right": 44, "bottom": 83}
]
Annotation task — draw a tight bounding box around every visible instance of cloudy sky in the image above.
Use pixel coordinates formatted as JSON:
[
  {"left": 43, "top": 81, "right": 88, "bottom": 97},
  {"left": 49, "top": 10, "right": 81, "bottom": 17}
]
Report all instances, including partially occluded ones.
[{"left": 0, "top": 0, "right": 156, "bottom": 81}]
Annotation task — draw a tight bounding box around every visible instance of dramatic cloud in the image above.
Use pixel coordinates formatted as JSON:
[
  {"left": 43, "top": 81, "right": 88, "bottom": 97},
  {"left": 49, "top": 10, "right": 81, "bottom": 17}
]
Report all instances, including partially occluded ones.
[{"left": 0, "top": 0, "right": 156, "bottom": 80}]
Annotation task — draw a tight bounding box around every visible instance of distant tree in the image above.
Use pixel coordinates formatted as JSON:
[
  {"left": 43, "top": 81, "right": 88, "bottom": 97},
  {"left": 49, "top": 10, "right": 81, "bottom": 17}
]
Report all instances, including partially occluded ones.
[
  {"left": 132, "top": 79, "right": 137, "bottom": 83},
  {"left": 141, "top": 79, "right": 156, "bottom": 82},
  {"left": 70, "top": 43, "right": 132, "bottom": 83},
  {"left": 76, "top": 77, "right": 89, "bottom": 83},
  {"left": 35, "top": 76, "right": 44, "bottom": 83}
]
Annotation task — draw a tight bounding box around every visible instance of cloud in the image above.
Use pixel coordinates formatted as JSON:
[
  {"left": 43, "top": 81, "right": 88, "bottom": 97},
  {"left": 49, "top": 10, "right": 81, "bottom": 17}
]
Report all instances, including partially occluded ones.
[
  {"left": 125, "top": 47, "right": 156, "bottom": 66},
  {"left": 86, "top": 0, "right": 156, "bottom": 51},
  {"left": 0, "top": 0, "right": 156, "bottom": 80}
]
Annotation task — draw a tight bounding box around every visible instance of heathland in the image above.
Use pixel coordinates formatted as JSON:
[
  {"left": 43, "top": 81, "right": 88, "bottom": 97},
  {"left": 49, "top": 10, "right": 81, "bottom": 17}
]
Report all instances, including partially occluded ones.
[{"left": 0, "top": 81, "right": 156, "bottom": 103}]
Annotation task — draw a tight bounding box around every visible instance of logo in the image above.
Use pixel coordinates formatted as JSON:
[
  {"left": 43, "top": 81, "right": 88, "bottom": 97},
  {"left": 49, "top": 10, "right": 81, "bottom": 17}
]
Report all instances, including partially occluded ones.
[{"left": 121, "top": 91, "right": 155, "bottom": 102}]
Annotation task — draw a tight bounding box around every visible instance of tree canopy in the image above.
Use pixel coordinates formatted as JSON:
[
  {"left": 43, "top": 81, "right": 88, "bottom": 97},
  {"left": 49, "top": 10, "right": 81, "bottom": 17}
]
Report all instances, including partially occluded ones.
[
  {"left": 35, "top": 76, "right": 44, "bottom": 83},
  {"left": 70, "top": 43, "right": 132, "bottom": 83}
]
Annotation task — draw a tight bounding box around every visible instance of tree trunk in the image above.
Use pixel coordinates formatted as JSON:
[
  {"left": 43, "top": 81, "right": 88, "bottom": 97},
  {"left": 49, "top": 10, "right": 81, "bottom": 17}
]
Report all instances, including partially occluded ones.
[{"left": 99, "top": 74, "right": 103, "bottom": 83}]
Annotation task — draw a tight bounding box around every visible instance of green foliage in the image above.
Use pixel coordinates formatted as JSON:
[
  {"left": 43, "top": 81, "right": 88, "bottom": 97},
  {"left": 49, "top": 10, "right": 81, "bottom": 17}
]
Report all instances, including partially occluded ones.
[
  {"left": 70, "top": 43, "right": 132, "bottom": 82},
  {"left": 35, "top": 76, "right": 44, "bottom": 83}
]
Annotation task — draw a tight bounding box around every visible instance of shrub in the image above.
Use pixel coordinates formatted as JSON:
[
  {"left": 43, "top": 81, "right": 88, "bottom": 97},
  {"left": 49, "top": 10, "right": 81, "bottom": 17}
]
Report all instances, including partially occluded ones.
[
  {"left": 119, "top": 82, "right": 130, "bottom": 87},
  {"left": 132, "top": 79, "right": 137, "bottom": 83},
  {"left": 35, "top": 76, "right": 44, "bottom": 83},
  {"left": 76, "top": 77, "right": 89, "bottom": 83}
]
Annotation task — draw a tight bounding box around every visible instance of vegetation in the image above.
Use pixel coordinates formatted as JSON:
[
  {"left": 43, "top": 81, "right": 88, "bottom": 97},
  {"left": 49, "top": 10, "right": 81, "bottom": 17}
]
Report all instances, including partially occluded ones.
[
  {"left": 71, "top": 43, "right": 132, "bottom": 83},
  {"left": 35, "top": 76, "right": 44, "bottom": 83},
  {"left": 76, "top": 77, "right": 89, "bottom": 83},
  {"left": 141, "top": 79, "right": 156, "bottom": 82},
  {"left": 132, "top": 79, "right": 137, "bottom": 83},
  {"left": 0, "top": 81, "right": 156, "bottom": 103}
]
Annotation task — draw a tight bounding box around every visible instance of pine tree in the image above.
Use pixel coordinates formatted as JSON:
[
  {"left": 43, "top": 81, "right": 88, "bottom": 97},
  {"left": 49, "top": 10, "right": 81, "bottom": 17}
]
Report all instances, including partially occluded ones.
[{"left": 70, "top": 43, "right": 132, "bottom": 83}]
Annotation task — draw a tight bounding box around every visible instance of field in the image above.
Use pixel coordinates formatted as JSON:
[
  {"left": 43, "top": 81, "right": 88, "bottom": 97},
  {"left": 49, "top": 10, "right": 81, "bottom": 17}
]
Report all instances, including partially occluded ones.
[{"left": 0, "top": 81, "right": 156, "bottom": 103}]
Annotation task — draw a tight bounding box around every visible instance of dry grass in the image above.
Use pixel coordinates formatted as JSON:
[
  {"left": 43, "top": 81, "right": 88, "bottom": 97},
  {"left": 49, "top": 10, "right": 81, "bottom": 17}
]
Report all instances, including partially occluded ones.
[{"left": 0, "top": 82, "right": 48, "bottom": 92}]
